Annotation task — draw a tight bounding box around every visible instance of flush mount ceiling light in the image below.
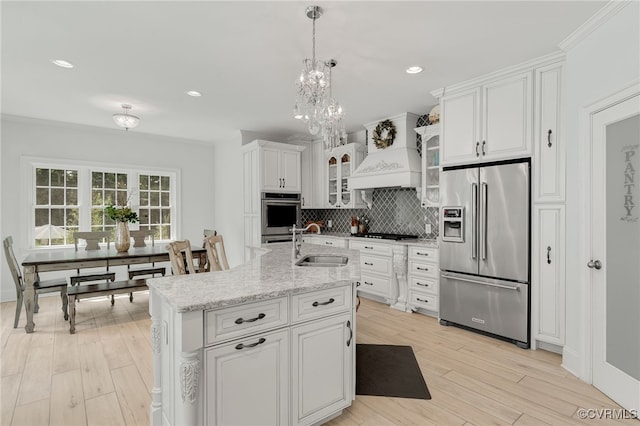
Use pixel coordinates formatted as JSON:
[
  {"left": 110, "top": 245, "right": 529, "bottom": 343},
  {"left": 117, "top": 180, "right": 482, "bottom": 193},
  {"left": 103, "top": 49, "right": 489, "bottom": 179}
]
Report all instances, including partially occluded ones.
[
  {"left": 51, "top": 59, "right": 74, "bottom": 68},
  {"left": 112, "top": 104, "right": 140, "bottom": 131},
  {"left": 186, "top": 90, "right": 202, "bottom": 97},
  {"left": 406, "top": 66, "right": 423, "bottom": 74},
  {"left": 293, "top": 5, "right": 331, "bottom": 136}
]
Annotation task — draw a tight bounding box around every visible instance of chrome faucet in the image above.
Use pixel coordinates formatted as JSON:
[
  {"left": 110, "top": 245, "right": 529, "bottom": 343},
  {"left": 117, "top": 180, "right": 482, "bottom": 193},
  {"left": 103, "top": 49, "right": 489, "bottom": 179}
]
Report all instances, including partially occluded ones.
[{"left": 291, "top": 223, "right": 322, "bottom": 259}]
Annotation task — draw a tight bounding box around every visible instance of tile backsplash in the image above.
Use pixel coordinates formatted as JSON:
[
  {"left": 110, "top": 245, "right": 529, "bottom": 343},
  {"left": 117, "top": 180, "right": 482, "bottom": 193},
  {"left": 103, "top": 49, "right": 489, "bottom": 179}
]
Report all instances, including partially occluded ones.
[{"left": 301, "top": 187, "right": 439, "bottom": 239}]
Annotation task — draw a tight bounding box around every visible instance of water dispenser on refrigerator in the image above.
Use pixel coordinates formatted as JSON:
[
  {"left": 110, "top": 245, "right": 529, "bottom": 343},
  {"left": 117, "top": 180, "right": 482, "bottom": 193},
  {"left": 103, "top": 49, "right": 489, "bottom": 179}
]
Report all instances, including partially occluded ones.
[{"left": 442, "top": 207, "right": 464, "bottom": 242}]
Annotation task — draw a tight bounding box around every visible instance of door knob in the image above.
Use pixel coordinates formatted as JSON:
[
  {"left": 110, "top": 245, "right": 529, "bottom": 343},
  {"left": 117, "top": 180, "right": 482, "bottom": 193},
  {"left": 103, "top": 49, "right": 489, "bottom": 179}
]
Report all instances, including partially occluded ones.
[{"left": 587, "top": 259, "right": 602, "bottom": 270}]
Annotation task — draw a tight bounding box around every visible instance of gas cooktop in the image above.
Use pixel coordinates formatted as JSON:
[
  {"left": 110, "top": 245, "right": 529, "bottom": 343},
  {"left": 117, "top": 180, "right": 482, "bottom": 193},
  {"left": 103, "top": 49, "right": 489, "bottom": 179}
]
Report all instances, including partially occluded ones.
[{"left": 358, "top": 232, "right": 418, "bottom": 241}]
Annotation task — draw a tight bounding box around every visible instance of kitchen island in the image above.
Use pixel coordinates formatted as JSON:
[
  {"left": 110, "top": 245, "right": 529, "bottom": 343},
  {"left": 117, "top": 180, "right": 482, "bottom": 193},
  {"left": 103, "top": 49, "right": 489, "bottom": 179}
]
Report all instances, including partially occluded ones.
[{"left": 147, "top": 242, "right": 360, "bottom": 426}]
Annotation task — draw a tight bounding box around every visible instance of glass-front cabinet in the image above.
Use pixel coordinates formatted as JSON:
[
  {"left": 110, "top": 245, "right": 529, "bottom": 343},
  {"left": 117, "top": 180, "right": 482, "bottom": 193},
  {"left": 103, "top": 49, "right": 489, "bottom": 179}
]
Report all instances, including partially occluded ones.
[
  {"left": 326, "top": 143, "right": 366, "bottom": 209},
  {"left": 416, "top": 124, "right": 440, "bottom": 207}
]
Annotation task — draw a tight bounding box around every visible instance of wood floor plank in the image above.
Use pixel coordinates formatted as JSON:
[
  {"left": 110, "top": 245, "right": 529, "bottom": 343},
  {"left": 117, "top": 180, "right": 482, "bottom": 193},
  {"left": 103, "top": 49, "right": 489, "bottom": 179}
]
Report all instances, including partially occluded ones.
[
  {"left": 1, "top": 332, "right": 32, "bottom": 377},
  {"left": 0, "top": 373, "right": 21, "bottom": 426},
  {"left": 50, "top": 369, "right": 87, "bottom": 426},
  {"left": 85, "top": 392, "right": 125, "bottom": 426},
  {"left": 78, "top": 340, "right": 114, "bottom": 400},
  {"left": 111, "top": 364, "right": 150, "bottom": 426},
  {"left": 11, "top": 398, "right": 50, "bottom": 426},
  {"left": 52, "top": 330, "right": 79, "bottom": 374},
  {"left": 16, "top": 343, "right": 53, "bottom": 406}
]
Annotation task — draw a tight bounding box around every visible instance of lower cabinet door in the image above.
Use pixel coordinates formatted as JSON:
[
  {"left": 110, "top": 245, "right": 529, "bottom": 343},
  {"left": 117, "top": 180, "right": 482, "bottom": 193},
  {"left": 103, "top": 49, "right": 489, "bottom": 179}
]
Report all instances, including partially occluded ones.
[
  {"left": 292, "top": 313, "right": 353, "bottom": 426},
  {"left": 205, "top": 329, "right": 289, "bottom": 426}
]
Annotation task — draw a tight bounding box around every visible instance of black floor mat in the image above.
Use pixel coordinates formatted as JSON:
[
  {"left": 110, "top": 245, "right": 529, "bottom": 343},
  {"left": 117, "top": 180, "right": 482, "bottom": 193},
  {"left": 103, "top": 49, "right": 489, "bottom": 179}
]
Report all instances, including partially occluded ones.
[{"left": 356, "top": 344, "right": 431, "bottom": 400}]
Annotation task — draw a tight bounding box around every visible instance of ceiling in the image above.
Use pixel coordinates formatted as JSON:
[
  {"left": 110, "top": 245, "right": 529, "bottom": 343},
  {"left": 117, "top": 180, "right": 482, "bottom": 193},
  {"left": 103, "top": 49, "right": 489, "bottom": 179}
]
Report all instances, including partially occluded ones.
[{"left": 1, "top": 1, "right": 607, "bottom": 144}]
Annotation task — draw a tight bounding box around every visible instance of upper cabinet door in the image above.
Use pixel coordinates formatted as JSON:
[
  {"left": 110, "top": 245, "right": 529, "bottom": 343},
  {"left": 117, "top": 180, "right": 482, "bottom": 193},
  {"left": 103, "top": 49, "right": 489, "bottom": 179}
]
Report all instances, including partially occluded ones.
[
  {"left": 281, "top": 150, "right": 301, "bottom": 192},
  {"left": 441, "top": 88, "right": 481, "bottom": 165},
  {"left": 482, "top": 72, "right": 532, "bottom": 160},
  {"left": 261, "top": 148, "right": 283, "bottom": 191}
]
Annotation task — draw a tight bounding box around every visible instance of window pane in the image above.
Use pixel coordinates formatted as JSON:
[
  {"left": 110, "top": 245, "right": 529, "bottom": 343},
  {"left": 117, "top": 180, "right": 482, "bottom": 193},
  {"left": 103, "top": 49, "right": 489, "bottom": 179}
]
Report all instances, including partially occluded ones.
[
  {"left": 162, "top": 209, "right": 171, "bottom": 224},
  {"left": 161, "top": 225, "right": 171, "bottom": 240},
  {"left": 161, "top": 192, "right": 169, "bottom": 206},
  {"left": 92, "top": 190, "right": 103, "bottom": 205},
  {"left": 116, "top": 190, "right": 128, "bottom": 206},
  {"left": 150, "top": 192, "right": 159, "bottom": 206},
  {"left": 51, "top": 169, "right": 65, "bottom": 187},
  {"left": 140, "top": 191, "right": 149, "bottom": 206},
  {"left": 139, "top": 175, "right": 149, "bottom": 190},
  {"left": 104, "top": 190, "right": 115, "bottom": 205},
  {"left": 66, "top": 209, "right": 79, "bottom": 226},
  {"left": 150, "top": 209, "right": 160, "bottom": 224},
  {"left": 105, "top": 173, "right": 115, "bottom": 188},
  {"left": 92, "top": 172, "right": 103, "bottom": 188},
  {"left": 36, "top": 168, "right": 49, "bottom": 186},
  {"left": 51, "top": 188, "right": 64, "bottom": 205},
  {"left": 150, "top": 176, "right": 160, "bottom": 190},
  {"left": 66, "top": 189, "right": 78, "bottom": 205},
  {"left": 51, "top": 208, "right": 64, "bottom": 226},
  {"left": 161, "top": 176, "right": 170, "bottom": 190},
  {"left": 66, "top": 170, "right": 77, "bottom": 187},
  {"left": 139, "top": 209, "right": 149, "bottom": 225},
  {"left": 91, "top": 208, "right": 103, "bottom": 225},
  {"left": 36, "top": 188, "right": 49, "bottom": 205},
  {"left": 117, "top": 173, "right": 127, "bottom": 189},
  {"left": 35, "top": 209, "right": 49, "bottom": 226}
]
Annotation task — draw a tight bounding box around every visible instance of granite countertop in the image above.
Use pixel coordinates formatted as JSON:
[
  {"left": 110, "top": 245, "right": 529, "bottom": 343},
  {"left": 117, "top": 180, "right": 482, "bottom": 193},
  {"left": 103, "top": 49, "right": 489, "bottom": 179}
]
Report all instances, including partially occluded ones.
[
  {"left": 305, "top": 232, "right": 439, "bottom": 247},
  {"left": 147, "top": 242, "right": 361, "bottom": 313}
]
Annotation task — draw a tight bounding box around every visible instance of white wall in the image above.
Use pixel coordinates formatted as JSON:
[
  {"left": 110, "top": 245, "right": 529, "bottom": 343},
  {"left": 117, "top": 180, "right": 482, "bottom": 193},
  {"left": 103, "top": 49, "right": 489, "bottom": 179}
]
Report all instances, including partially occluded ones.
[
  {"left": 0, "top": 115, "right": 219, "bottom": 301},
  {"left": 562, "top": 2, "right": 640, "bottom": 376}
]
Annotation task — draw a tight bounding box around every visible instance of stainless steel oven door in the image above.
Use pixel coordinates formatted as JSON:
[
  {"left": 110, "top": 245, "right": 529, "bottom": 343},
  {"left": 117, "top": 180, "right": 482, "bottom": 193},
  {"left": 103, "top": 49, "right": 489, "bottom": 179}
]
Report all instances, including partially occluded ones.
[{"left": 261, "top": 199, "right": 301, "bottom": 236}]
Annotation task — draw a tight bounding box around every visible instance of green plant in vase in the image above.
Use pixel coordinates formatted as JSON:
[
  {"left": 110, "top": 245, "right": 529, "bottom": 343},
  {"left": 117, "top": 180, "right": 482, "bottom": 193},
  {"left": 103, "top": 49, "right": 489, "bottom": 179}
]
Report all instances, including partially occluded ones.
[{"left": 105, "top": 205, "right": 139, "bottom": 252}]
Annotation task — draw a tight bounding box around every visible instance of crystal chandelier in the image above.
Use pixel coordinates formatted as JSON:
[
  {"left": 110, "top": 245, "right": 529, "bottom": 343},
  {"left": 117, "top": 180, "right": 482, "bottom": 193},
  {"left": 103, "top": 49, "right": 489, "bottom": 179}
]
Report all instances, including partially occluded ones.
[
  {"left": 293, "top": 5, "right": 330, "bottom": 136},
  {"left": 112, "top": 104, "right": 140, "bottom": 131},
  {"left": 320, "top": 60, "right": 346, "bottom": 150}
]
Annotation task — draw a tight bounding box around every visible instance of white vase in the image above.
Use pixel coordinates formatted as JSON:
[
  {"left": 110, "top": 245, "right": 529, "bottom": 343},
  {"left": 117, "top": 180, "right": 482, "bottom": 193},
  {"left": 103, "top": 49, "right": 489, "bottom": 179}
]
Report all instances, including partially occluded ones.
[{"left": 115, "top": 221, "right": 131, "bottom": 253}]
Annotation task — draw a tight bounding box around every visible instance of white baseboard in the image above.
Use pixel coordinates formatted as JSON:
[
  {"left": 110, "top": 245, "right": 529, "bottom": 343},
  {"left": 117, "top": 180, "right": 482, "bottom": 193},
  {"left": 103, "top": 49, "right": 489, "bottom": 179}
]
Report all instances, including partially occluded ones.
[{"left": 561, "top": 345, "right": 586, "bottom": 381}]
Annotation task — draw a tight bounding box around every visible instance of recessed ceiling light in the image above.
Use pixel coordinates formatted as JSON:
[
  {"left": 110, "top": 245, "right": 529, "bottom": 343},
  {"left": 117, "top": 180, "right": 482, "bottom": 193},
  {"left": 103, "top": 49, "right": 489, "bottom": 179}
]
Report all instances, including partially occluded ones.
[
  {"left": 186, "top": 90, "right": 202, "bottom": 97},
  {"left": 51, "top": 59, "right": 74, "bottom": 69},
  {"left": 406, "top": 66, "right": 423, "bottom": 74}
]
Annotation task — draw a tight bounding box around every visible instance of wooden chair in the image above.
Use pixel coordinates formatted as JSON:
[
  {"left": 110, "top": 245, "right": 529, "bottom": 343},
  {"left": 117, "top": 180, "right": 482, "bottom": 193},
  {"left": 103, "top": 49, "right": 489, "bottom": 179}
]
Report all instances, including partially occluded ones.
[
  {"left": 167, "top": 240, "right": 199, "bottom": 275},
  {"left": 71, "top": 231, "right": 117, "bottom": 305},
  {"left": 127, "top": 229, "right": 166, "bottom": 278},
  {"left": 3, "top": 236, "right": 68, "bottom": 327},
  {"left": 204, "top": 234, "right": 230, "bottom": 272}
]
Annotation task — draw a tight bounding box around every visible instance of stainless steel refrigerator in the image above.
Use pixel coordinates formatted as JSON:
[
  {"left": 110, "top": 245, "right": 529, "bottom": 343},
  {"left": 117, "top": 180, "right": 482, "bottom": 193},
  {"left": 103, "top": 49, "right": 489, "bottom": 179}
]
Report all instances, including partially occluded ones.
[{"left": 439, "top": 158, "right": 530, "bottom": 348}]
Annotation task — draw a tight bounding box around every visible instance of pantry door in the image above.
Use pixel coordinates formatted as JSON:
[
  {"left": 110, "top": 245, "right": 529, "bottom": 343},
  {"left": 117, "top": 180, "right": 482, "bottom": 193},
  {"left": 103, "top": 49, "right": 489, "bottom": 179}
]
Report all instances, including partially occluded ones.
[{"left": 589, "top": 86, "right": 639, "bottom": 413}]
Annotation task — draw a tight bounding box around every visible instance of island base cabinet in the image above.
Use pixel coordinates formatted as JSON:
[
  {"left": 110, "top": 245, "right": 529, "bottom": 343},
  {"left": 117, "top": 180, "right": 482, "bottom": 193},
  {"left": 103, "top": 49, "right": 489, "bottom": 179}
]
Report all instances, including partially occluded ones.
[
  {"left": 205, "top": 329, "right": 290, "bottom": 426},
  {"left": 292, "top": 313, "right": 353, "bottom": 426}
]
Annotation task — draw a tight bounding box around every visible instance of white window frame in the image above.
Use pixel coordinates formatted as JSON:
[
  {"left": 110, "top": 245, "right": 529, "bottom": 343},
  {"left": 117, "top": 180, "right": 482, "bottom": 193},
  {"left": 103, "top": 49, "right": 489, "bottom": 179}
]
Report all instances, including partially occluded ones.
[{"left": 21, "top": 156, "right": 180, "bottom": 250}]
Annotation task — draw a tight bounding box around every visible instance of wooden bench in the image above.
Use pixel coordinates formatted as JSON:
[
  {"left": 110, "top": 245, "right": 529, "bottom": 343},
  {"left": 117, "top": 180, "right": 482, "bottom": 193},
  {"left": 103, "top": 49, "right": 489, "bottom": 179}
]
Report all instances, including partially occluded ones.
[{"left": 67, "top": 279, "right": 148, "bottom": 334}]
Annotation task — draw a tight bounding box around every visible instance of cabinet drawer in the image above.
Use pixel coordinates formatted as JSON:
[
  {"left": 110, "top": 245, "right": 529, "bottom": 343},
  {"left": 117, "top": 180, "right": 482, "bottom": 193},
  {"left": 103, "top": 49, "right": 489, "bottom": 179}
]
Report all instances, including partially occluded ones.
[
  {"left": 358, "top": 274, "right": 391, "bottom": 297},
  {"left": 349, "top": 240, "right": 393, "bottom": 256},
  {"left": 205, "top": 297, "right": 288, "bottom": 346},
  {"left": 360, "top": 254, "right": 392, "bottom": 275},
  {"left": 408, "top": 259, "right": 438, "bottom": 278},
  {"left": 291, "top": 285, "right": 352, "bottom": 323},
  {"left": 408, "top": 291, "right": 438, "bottom": 312},
  {"left": 408, "top": 246, "right": 438, "bottom": 262},
  {"left": 319, "top": 237, "right": 348, "bottom": 248},
  {"left": 409, "top": 276, "right": 439, "bottom": 296}
]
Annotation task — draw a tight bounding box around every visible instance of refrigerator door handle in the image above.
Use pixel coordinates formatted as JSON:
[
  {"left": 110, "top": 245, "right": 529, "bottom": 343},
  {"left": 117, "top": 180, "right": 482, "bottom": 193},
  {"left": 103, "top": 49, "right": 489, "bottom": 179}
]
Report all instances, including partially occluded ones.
[
  {"left": 471, "top": 183, "right": 478, "bottom": 259},
  {"left": 480, "top": 182, "right": 488, "bottom": 260},
  {"left": 441, "top": 273, "right": 521, "bottom": 291}
]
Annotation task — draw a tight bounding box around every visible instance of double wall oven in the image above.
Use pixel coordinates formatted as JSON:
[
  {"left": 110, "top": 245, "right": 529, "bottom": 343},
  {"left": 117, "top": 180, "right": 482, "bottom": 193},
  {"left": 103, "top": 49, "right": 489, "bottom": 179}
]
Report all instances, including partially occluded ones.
[{"left": 261, "top": 192, "right": 301, "bottom": 243}]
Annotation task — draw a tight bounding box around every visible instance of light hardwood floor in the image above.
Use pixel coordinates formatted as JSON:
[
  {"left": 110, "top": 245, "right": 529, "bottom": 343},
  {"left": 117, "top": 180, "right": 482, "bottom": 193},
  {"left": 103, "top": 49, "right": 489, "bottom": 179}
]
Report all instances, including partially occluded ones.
[{"left": 0, "top": 294, "right": 636, "bottom": 426}]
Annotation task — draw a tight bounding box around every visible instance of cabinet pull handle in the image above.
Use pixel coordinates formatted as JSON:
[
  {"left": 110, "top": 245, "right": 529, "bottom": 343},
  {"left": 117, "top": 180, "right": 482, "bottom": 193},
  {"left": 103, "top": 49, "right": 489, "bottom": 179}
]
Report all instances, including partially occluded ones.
[
  {"left": 312, "top": 298, "right": 335, "bottom": 307},
  {"left": 325, "top": 241, "right": 333, "bottom": 245},
  {"left": 364, "top": 246, "right": 374, "bottom": 249},
  {"left": 302, "top": 197, "right": 305, "bottom": 206},
  {"left": 235, "top": 337, "right": 266, "bottom": 350},
  {"left": 417, "top": 267, "right": 429, "bottom": 271},
  {"left": 417, "top": 282, "right": 430, "bottom": 287},
  {"left": 234, "top": 313, "right": 266, "bottom": 324},
  {"left": 346, "top": 320, "right": 353, "bottom": 347},
  {"left": 476, "top": 141, "right": 480, "bottom": 157},
  {"left": 482, "top": 140, "right": 486, "bottom": 156},
  {"left": 283, "top": 178, "right": 285, "bottom": 187},
  {"left": 547, "top": 129, "right": 552, "bottom": 148},
  {"left": 547, "top": 246, "right": 552, "bottom": 264},
  {"left": 364, "top": 262, "right": 373, "bottom": 266},
  {"left": 363, "top": 281, "right": 373, "bottom": 286},
  {"left": 416, "top": 252, "right": 429, "bottom": 256},
  {"left": 416, "top": 298, "right": 429, "bottom": 303}
]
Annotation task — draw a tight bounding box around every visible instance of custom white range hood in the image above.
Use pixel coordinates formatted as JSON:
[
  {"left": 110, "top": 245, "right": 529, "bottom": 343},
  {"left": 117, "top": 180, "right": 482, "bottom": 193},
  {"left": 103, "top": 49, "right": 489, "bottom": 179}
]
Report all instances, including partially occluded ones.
[{"left": 348, "top": 112, "right": 422, "bottom": 205}]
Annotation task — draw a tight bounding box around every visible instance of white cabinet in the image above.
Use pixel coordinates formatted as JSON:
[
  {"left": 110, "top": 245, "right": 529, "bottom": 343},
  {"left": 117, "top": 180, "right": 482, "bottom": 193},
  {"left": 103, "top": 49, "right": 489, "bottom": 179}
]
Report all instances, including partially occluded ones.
[
  {"left": 534, "top": 63, "right": 565, "bottom": 203},
  {"left": 299, "top": 139, "right": 326, "bottom": 209},
  {"left": 349, "top": 240, "right": 396, "bottom": 303},
  {"left": 532, "top": 205, "right": 565, "bottom": 348},
  {"left": 415, "top": 125, "right": 440, "bottom": 207},
  {"left": 205, "top": 329, "right": 289, "bottom": 426},
  {"left": 302, "top": 235, "right": 349, "bottom": 248},
  {"left": 291, "top": 313, "right": 353, "bottom": 425},
  {"left": 326, "top": 143, "right": 367, "bottom": 209},
  {"left": 406, "top": 245, "right": 439, "bottom": 316},
  {"left": 262, "top": 146, "right": 302, "bottom": 193},
  {"left": 439, "top": 72, "right": 532, "bottom": 165}
]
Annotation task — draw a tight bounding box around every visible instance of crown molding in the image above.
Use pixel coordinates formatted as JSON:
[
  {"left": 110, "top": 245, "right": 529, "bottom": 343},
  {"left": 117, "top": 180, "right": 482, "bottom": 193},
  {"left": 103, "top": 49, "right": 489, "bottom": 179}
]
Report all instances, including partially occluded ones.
[{"left": 558, "top": 1, "right": 631, "bottom": 52}]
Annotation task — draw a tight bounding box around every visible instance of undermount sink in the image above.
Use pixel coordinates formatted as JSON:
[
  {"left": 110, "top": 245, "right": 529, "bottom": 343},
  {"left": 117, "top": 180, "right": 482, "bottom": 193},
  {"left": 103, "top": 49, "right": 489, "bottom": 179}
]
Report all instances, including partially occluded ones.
[{"left": 295, "top": 255, "right": 349, "bottom": 267}]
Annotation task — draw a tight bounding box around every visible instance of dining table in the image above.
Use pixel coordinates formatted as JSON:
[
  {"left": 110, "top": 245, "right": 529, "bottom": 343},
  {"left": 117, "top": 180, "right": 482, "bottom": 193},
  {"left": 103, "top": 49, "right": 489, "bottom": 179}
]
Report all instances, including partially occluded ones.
[{"left": 20, "top": 245, "right": 206, "bottom": 333}]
